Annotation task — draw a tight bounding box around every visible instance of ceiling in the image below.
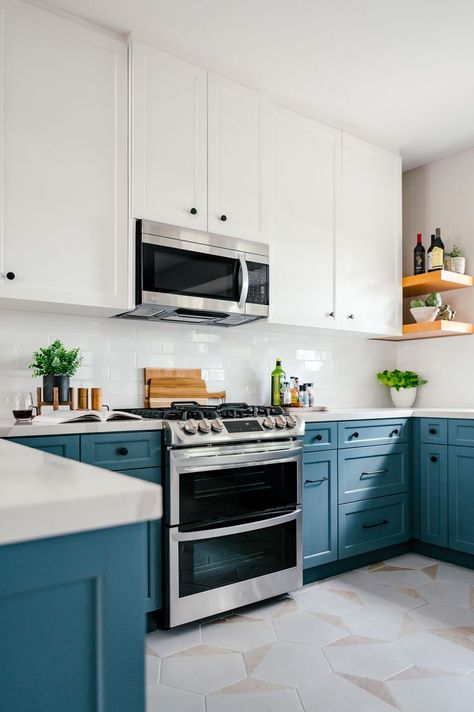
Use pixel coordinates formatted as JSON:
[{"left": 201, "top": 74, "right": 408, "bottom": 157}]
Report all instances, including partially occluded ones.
[{"left": 43, "top": 0, "right": 474, "bottom": 170}]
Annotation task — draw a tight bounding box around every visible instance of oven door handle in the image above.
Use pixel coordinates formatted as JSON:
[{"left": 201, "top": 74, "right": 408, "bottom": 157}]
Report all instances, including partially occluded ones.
[
  {"left": 237, "top": 253, "right": 249, "bottom": 309},
  {"left": 178, "top": 454, "right": 301, "bottom": 474},
  {"left": 171, "top": 508, "right": 301, "bottom": 542}
]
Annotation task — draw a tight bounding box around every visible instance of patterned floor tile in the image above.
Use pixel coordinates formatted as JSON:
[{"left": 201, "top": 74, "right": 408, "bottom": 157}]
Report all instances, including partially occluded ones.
[
  {"left": 387, "top": 674, "right": 474, "bottom": 712},
  {"left": 206, "top": 687, "right": 303, "bottom": 712},
  {"left": 357, "top": 583, "right": 426, "bottom": 611},
  {"left": 323, "top": 639, "right": 412, "bottom": 680},
  {"left": 367, "top": 569, "right": 433, "bottom": 588},
  {"left": 238, "top": 594, "right": 297, "bottom": 620},
  {"left": 273, "top": 610, "right": 347, "bottom": 646},
  {"left": 416, "top": 580, "right": 473, "bottom": 608},
  {"left": 146, "top": 684, "right": 205, "bottom": 712},
  {"left": 319, "top": 569, "right": 376, "bottom": 593},
  {"left": 160, "top": 647, "right": 246, "bottom": 694},
  {"left": 145, "top": 653, "right": 160, "bottom": 688},
  {"left": 409, "top": 603, "right": 474, "bottom": 630},
  {"left": 201, "top": 615, "right": 276, "bottom": 652},
  {"left": 435, "top": 563, "right": 474, "bottom": 585},
  {"left": 384, "top": 554, "right": 440, "bottom": 569},
  {"left": 251, "top": 640, "right": 330, "bottom": 687},
  {"left": 298, "top": 672, "right": 398, "bottom": 711},
  {"left": 343, "top": 605, "right": 418, "bottom": 641},
  {"left": 147, "top": 623, "right": 200, "bottom": 657},
  {"left": 295, "top": 583, "right": 364, "bottom": 615},
  {"left": 398, "top": 630, "right": 474, "bottom": 674}
]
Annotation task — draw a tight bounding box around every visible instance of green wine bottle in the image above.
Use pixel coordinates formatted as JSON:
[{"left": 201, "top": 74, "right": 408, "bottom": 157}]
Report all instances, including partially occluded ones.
[{"left": 271, "top": 359, "right": 286, "bottom": 406}]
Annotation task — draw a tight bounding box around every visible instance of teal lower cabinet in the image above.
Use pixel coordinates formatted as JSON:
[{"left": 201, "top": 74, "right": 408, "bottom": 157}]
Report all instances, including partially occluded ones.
[
  {"left": 302, "top": 450, "right": 337, "bottom": 568},
  {"left": 448, "top": 446, "right": 474, "bottom": 555},
  {"left": 338, "top": 444, "right": 408, "bottom": 503},
  {"left": 338, "top": 493, "right": 410, "bottom": 559},
  {"left": 419, "top": 443, "right": 448, "bottom": 547},
  {"left": 8, "top": 434, "right": 80, "bottom": 460},
  {"left": 118, "top": 467, "right": 162, "bottom": 611},
  {"left": 0, "top": 523, "right": 147, "bottom": 712}
]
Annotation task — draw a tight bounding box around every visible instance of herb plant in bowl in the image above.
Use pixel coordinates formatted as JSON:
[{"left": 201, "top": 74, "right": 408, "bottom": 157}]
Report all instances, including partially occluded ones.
[
  {"left": 410, "top": 292, "right": 442, "bottom": 323},
  {"left": 29, "top": 339, "right": 82, "bottom": 403},
  {"left": 376, "top": 369, "right": 427, "bottom": 408}
]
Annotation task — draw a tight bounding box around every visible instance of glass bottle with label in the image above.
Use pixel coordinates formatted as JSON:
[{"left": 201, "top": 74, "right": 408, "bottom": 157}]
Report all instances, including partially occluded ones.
[
  {"left": 306, "top": 383, "right": 315, "bottom": 407},
  {"left": 282, "top": 382, "right": 292, "bottom": 406},
  {"left": 428, "top": 228, "right": 444, "bottom": 272},
  {"left": 290, "top": 378, "right": 299, "bottom": 406},
  {"left": 413, "top": 233, "right": 425, "bottom": 275},
  {"left": 271, "top": 359, "right": 286, "bottom": 406}
]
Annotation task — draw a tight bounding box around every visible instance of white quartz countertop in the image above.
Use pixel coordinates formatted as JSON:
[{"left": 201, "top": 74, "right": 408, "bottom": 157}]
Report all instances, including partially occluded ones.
[
  {"left": 290, "top": 407, "right": 474, "bottom": 422},
  {"left": 0, "top": 439, "right": 162, "bottom": 546}
]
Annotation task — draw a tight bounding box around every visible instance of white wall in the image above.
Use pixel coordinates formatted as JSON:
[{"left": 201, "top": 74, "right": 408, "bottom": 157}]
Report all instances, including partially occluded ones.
[
  {"left": 400, "top": 146, "right": 474, "bottom": 406},
  {"left": 0, "top": 309, "right": 396, "bottom": 416}
]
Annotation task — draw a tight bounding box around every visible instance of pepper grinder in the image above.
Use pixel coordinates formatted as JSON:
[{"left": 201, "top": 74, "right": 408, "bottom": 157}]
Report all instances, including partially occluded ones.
[
  {"left": 91, "top": 387, "right": 102, "bottom": 412},
  {"left": 78, "top": 388, "right": 89, "bottom": 410}
]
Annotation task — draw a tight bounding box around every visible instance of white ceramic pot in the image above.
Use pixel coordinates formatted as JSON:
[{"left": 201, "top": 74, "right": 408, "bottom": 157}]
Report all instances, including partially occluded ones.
[
  {"left": 452, "top": 256, "right": 466, "bottom": 274},
  {"left": 409, "top": 306, "right": 439, "bottom": 323},
  {"left": 390, "top": 387, "right": 417, "bottom": 408}
]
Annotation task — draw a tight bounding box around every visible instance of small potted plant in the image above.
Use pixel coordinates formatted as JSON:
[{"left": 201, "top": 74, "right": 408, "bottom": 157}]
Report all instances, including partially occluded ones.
[
  {"left": 29, "top": 339, "right": 82, "bottom": 403},
  {"left": 376, "top": 369, "right": 427, "bottom": 408},
  {"left": 445, "top": 245, "right": 465, "bottom": 274}
]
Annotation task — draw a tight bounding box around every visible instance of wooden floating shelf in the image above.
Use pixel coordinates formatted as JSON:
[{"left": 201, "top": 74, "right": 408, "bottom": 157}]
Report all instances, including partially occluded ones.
[
  {"left": 383, "top": 321, "right": 474, "bottom": 341},
  {"left": 403, "top": 270, "right": 474, "bottom": 298}
]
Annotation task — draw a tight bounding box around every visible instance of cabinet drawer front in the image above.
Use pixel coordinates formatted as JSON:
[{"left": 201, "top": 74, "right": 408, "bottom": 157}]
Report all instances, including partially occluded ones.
[
  {"left": 81, "top": 432, "right": 161, "bottom": 470},
  {"left": 420, "top": 419, "right": 447, "bottom": 444},
  {"left": 338, "top": 419, "right": 408, "bottom": 448},
  {"left": 302, "top": 422, "right": 337, "bottom": 451},
  {"left": 303, "top": 451, "right": 337, "bottom": 568},
  {"left": 448, "top": 420, "right": 474, "bottom": 447},
  {"left": 338, "top": 445, "right": 408, "bottom": 503},
  {"left": 8, "top": 435, "right": 80, "bottom": 460},
  {"left": 338, "top": 494, "right": 409, "bottom": 559}
]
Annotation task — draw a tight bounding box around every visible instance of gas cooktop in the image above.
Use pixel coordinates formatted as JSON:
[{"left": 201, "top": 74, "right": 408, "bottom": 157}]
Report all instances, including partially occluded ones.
[{"left": 120, "top": 401, "right": 287, "bottom": 421}]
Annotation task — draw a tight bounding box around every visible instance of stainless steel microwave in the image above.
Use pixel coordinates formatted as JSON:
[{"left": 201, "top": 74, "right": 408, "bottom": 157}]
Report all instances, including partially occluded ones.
[{"left": 118, "top": 220, "right": 269, "bottom": 326}]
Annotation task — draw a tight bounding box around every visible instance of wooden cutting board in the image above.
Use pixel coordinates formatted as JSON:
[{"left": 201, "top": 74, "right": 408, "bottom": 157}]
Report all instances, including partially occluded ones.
[{"left": 144, "top": 368, "right": 226, "bottom": 407}]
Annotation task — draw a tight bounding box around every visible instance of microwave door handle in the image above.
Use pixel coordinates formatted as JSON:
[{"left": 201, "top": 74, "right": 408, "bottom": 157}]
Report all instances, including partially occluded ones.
[{"left": 237, "top": 253, "right": 249, "bottom": 309}]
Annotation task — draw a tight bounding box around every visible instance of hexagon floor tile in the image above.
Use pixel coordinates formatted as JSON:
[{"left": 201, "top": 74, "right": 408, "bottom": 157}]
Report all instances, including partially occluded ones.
[
  {"left": 273, "top": 610, "right": 347, "bottom": 647},
  {"left": 147, "top": 684, "right": 205, "bottom": 712},
  {"left": 206, "top": 687, "right": 303, "bottom": 712},
  {"left": 323, "top": 639, "right": 412, "bottom": 680},
  {"left": 387, "top": 674, "right": 474, "bottom": 712},
  {"left": 251, "top": 640, "right": 330, "bottom": 687},
  {"left": 201, "top": 616, "right": 276, "bottom": 653},
  {"left": 398, "top": 631, "right": 474, "bottom": 675},
  {"left": 298, "top": 672, "right": 398, "bottom": 712},
  {"left": 160, "top": 647, "right": 246, "bottom": 694}
]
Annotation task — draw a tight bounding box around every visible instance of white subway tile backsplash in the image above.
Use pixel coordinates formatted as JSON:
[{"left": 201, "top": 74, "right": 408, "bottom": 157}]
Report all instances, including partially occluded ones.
[{"left": 0, "top": 308, "right": 399, "bottom": 415}]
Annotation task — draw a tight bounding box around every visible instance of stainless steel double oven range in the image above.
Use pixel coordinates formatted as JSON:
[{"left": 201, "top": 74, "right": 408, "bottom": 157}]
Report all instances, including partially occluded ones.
[{"left": 161, "top": 402, "right": 304, "bottom": 628}]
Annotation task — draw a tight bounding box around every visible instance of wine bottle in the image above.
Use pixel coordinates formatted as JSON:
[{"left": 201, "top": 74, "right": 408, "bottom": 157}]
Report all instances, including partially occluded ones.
[
  {"left": 426, "top": 234, "right": 435, "bottom": 272},
  {"left": 271, "top": 359, "right": 286, "bottom": 406},
  {"left": 413, "top": 233, "right": 425, "bottom": 275},
  {"left": 428, "top": 228, "right": 444, "bottom": 271}
]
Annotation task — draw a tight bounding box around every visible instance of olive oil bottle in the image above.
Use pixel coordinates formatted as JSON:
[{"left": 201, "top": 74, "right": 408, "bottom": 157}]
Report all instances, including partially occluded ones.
[{"left": 271, "top": 359, "right": 286, "bottom": 406}]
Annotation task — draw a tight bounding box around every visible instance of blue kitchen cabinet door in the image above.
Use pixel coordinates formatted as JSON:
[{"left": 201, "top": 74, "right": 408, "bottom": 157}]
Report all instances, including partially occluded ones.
[
  {"left": 118, "top": 467, "right": 162, "bottom": 611},
  {"left": 8, "top": 434, "right": 80, "bottom": 460},
  {"left": 338, "top": 444, "right": 409, "bottom": 503},
  {"left": 303, "top": 451, "right": 338, "bottom": 568},
  {"left": 419, "top": 443, "right": 448, "bottom": 547},
  {"left": 81, "top": 431, "right": 161, "bottom": 470},
  {"left": 0, "top": 523, "right": 147, "bottom": 712},
  {"left": 448, "top": 446, "right": 474, "bottom": 555}
]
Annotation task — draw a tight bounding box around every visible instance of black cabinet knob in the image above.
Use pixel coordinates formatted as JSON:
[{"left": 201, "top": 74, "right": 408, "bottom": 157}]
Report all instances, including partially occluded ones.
[
  {"left": 431, "top": 455, "right": 438, "bottom": 463},
  {"left": 429, "top": 428, "right": 437, "bottom": 435},
  {"left": 118, "top": 447, "right": 129, "bottom": 456},
  {"left": 315, "top": 434, "right": 322, "bottom": 441},
  {"left": 220, "top": 214, "right": 227, "bottom": 222},
  {"left": 352, "top": 432, "right": 359, "bottom": 438},
  {"left": 6, "top": 272, "right": 15, "bottom": 280},
  {"left": 190, "top": 208, "right": 197, "bottom": 215},
  {"left": 328, "top": 311, "right": 335, "bottom": 318},
  {"left": 390, "top": 429, "right": 400, "bottom": 437},
  {"left": 347, "top": 314, "right": 355, "bottom": 319}
]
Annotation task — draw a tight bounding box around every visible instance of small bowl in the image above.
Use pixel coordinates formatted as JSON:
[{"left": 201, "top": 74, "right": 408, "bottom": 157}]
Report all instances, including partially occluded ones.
[{"left": 410, "top": 306, "right": 440, "bottom": 323}]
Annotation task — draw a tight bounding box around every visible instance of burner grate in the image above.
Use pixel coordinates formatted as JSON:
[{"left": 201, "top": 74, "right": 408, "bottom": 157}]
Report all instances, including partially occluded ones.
[{"left": 119, "top": 401, "right": 286, "bottom": 420}]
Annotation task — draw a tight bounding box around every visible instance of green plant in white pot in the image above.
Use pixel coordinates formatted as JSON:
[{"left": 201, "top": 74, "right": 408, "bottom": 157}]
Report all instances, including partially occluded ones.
[{"left": 376, "top": 369, "right": 427, "bottom": 408}]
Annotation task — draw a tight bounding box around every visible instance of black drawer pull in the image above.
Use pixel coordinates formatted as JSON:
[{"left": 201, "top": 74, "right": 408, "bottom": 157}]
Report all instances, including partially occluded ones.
[
  {"left": 351, "top": 432, "right": 359, "bottom": 439},
  {"left": 360, "top": 468, "right": 389, "bottom": 479},
  {"left": 389, "top": 429, "right": 399, "bottom": 437},
  {"left": 118, "top": 447, "right": 129, "bottom": 456},
  {"left": 305, "top": 477, "right": 328, "bottom": 485},
  {"left": 429, "top": 428, "right": 437, "bottom": 435},
  {"left": 189, "top": 207, "right": 197, "bottom": 215},
  {"left": 315, "top": 434, "right": 323, "bottom": 441},
  {"left": 431, "top": 455, "right": 438, "bottom": 463},
  {"left": 362, "top": 519, "right": 389, "bottom": 529}
]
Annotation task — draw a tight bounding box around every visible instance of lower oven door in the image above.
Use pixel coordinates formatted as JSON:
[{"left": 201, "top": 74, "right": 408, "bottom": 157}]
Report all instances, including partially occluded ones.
[{"left": 166, "top": 508, "right": 302, "bottom": 628}]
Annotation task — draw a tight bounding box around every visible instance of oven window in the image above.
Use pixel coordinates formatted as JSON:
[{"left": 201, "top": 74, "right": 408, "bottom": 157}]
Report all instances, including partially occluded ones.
[
  {"left": 178, "top": 520, "right": 296, "bottom": 598},
  {"left": 142, "top": 243, "right": 240, "bottom": 302},
  {"left": 179, "top": 460, "right": 298, "bottom": 529}
]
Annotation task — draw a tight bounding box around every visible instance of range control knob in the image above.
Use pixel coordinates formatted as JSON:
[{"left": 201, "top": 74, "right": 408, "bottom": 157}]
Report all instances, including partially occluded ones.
[
  {"left": 184, "top": 418, "right": 198, "bottom": 434},
  {"left": 286, "top": 415, "right": 298, "bottom": 428},
  {"left": 262, "top": 416, "right": 276, "bottom": 429},
  {"left": 198, "top": 418, "right": 211, "bottom": 433},
  {"left": 211, "top": 418, "right": 224, "bottom": 432},
  {"left": 275, "top": 415, "right": 287, "bottom": 429}
]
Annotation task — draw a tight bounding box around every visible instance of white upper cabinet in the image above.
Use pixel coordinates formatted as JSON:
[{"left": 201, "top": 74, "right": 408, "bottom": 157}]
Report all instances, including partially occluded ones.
[
  {"left": 131, "top": 41, "right": 207, "bottom": 231},
  {"left": 267, "top": 105, "right": 341, "bottom": 328},
  {"left": 207, "top": 74, "right": 266, "bottom": 241},
  {"left": 0, "top": 0, "right": 128, "bottom": 311},
  {"left": 337, "top": 134, "right": 402, "bottom": 335}
]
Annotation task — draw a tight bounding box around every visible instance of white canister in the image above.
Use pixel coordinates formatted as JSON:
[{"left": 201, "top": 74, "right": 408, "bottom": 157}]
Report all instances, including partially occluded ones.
[{"left": 390, "top": 387, "right": 417, "bottom": 408}]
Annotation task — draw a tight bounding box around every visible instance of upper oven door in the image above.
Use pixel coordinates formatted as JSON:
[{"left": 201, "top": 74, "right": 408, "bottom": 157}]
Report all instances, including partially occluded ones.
[
  {"left": 137, "top": 226, "right": 269, "bottom": 315},
  {"left": 167, "top": 440, "right": 302, "bottom": 529}
]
